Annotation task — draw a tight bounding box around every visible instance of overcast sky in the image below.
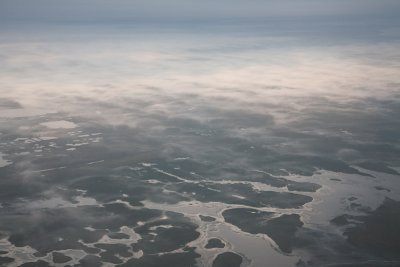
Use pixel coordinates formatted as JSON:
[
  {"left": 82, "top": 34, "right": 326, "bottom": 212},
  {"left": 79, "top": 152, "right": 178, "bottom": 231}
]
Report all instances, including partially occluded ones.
[{"left": 1, "top": 0, "right": 400, "bottom": 23}]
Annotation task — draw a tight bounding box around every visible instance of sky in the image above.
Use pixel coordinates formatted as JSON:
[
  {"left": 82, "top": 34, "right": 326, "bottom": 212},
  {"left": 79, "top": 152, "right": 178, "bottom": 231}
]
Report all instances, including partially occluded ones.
[{"left": 1, "top": 0, "right": 400, "bottom": 23}]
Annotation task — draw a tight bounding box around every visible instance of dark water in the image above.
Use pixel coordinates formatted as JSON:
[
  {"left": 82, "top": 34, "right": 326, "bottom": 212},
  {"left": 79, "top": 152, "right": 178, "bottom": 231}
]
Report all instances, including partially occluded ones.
[{"left": 1, "top": 20, "right": 400, "bottom": 267}]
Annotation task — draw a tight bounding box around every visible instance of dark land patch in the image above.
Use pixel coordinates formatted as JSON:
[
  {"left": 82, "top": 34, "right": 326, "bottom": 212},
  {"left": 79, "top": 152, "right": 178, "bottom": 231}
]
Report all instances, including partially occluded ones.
[
  {"left": 107, "top": 232, "right": 130, "bottom": 239},
  {"left": 330, "top": 213, "right": 367, "bottom": 227},
  {"left": 256, "top": 154, "right": 372, "bottom": 177},
  {"left": 53, "top": 252, "right": 72, "bottom": 263},
  {"left": 1, "top": 204, "right": 161, "bottom": 255},
  {"left": 205, "top": 238, "right": 225, "bottom": 249},
  {"left": 344, "top": 198, "right": 400, "bottom": 259},
  {"left": 0, "top": 256, "right": 14, "bottom": 265},
  {"left": 223, "top": 208, "right": 303, "bottom": 253},
  {"left": 199, "top": 215, "right": 216, "bottom": 222},
  {"left": 166, "top": 182, "right": 312, "bottom": 208},
  {"left": 19, "top": 260, "right": 51, "bottom": 267},
  {"left": 76, "top": 255, "right": 102, "bottom": 267},
  {"left": 116, "top": 248, "right": 200, "bottom": 267},
  {"left": 70, "top": 175, "right": 188, "bottom": 206},
  {"left": 134, "top": 212, "right": 200, "bottom": 254},
  {"left": 212, "top": 252, "right": 243, "bottom": 267},
  {"left": 331, "top": 215, "right": 351, "bottom": 226},
  {"left": 246, "top": 171, "right": 321, "bottom": 192}
]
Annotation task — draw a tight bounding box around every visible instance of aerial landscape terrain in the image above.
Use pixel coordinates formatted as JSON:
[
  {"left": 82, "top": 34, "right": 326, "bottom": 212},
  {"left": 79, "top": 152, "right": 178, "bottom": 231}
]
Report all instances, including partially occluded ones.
[{"left": 0, "top": 1, "right": 400, "bottom": 266}]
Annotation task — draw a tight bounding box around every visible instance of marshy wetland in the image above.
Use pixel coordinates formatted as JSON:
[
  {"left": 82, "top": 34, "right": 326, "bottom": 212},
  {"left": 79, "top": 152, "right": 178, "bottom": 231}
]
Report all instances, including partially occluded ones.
[{"left": 1, "top": 17, "right": 400, "bottom": 267}]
